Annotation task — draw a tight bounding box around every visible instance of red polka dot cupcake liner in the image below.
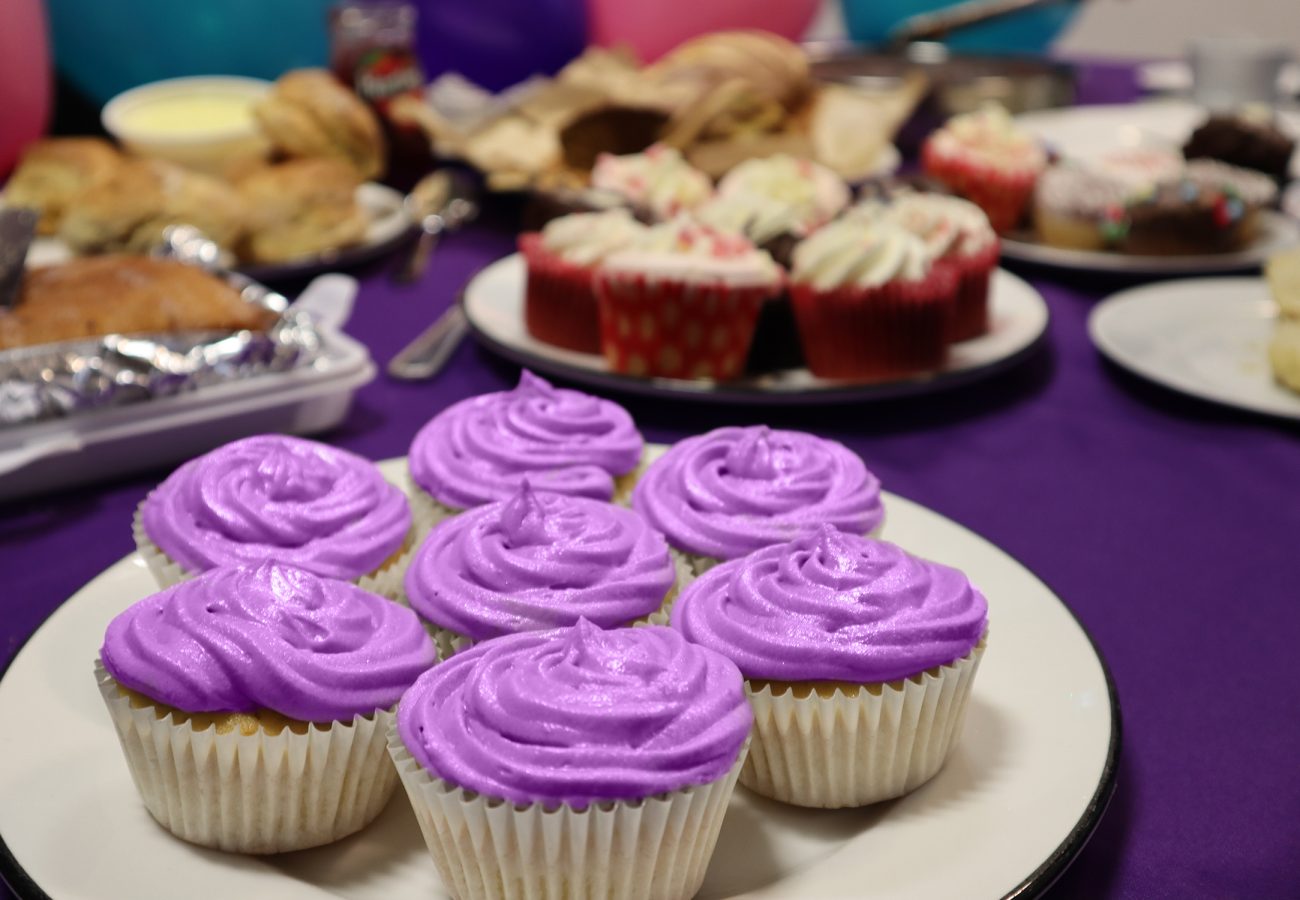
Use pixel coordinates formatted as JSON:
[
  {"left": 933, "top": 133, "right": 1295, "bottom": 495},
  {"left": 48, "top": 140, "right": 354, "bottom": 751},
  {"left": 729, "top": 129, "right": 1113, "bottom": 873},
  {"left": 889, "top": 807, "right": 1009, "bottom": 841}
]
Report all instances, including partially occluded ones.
[
  {"left": 790, "top": 265, "right": 958, "bottom": 381},
  {"left": 519, "top": 233, "right": 601, "bottom": 354},
  {"left": 947, "top": 239, "right": 1000, "bottom": 343},
  {"left": 921, "top": 142, "right": 1040, "bottom": 234},
  {"left": 594, "top": 273, "right": 774, "bottom": 380}
]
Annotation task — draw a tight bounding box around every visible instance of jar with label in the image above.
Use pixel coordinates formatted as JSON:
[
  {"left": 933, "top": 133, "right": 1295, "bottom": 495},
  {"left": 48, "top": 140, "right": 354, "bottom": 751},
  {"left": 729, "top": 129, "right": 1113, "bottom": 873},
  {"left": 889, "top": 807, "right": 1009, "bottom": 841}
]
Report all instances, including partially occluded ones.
[{"left": 330, "top": 1, "right": 431, "bottom": 184}]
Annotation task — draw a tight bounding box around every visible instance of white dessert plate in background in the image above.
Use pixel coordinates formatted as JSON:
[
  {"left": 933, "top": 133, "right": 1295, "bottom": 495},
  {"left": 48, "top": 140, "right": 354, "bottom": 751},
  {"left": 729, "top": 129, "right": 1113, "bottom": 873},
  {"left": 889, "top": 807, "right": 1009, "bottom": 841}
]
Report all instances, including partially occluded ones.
[
  {"left": 0, "top": 456, "right": 1119, "bottom": 900},
  {"left": 1013, "top": 100, "right": 1300, "bottom": 181},
  {"left": 1000, "top": 210, "right": 1300, "bottom": 276},
  {"left": 1136, "top": 60, "right": 1300, "bottom": 99},
  {"left": 1089, "top": 276, "right": 1300, "bottom": 420},
  {"left": 13, "top": 183, "right": 412, "bottom": 281},
  {"left": 462, "top": 254, "right": 1050, "bottom": 404}
]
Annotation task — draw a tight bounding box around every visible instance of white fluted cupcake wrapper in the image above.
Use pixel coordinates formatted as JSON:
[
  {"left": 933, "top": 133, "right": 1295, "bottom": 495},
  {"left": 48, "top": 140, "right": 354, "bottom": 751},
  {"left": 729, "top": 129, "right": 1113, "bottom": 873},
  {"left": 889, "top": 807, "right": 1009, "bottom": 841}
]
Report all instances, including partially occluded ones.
[
  {"left": 95, "top": 662, "right": 398, "bottom": 854},
  {"left": 133, "top": 497, "right": 416, "bottom": 599},
  {"left": 388, "top": 727, "right": 748, "bottom": 900},
  {"left": 742, "top": 635, "right": 986, "bottom": 808},
  {"left": 678, "top": 519, "right": 888, "bottom": 579}
]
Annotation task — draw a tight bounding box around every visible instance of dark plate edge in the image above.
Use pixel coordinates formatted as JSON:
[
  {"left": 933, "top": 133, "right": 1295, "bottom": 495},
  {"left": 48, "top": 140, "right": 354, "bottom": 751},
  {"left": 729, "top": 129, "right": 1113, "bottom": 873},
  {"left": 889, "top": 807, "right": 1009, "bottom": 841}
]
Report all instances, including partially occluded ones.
[{"left": 0, "top": 516, "right": 1122, "bottom": 900}]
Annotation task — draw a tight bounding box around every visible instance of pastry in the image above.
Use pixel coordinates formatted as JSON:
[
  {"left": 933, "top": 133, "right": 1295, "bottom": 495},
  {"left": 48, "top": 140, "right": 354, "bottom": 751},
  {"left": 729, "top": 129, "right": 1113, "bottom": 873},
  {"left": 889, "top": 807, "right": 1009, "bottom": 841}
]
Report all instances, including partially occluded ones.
[
  {"left": 403, "top": 480, "right": 681, "bottom": 658},
  {"left": 135, "top": 434, "right": 414, "bottom": 596},
  {"left": 1184, "top": 111, "right": 1296, "bottom": 183},
  {"left": 0, "top": 256, "right": 271, "bottom": 350},
  {"left": 921, "top": 104, "right": 1048, "bottom": 232},
  {"left": 390, "top": 619, "right": 750, "bottom": 900},
  {"left": 253, "top": 68, "right": 386, "bottom": 180},
  {"left": 631, "top": 425, "right": 884, "bottom": 573},
  {"left": 2, "top": 138, "right": 122, "bottom": 235},
  {"left": 588, "top": 144, "right": 714, "bottom": 221},
  {"left": 594, "top": 217, "right": 782, "bottom": 380},
  {"left": 1267, "top": 247, "right": 1300, "bottom": 393},
  {"left": 788, "top": 214, "right": 957, "bottom": 379},
  {"left": 518, "top": 208, "right": 647, "bottom": 353},
  {"left": 672, "top": 525, "right": 988, "bottom": 808},
  {"left": 97, "top": 562, "right": 436, "bottom": 852},
  {"left": 59, "top": 158, "right": 246, "bottom": 255},
  {"left": 406, "top": 370, "right": 644, "bottom": 525},
  {"left": 235, "top": 158, "right": 369, "bottom": 263},
  {"left": 861, "top": 191, "right": 1000, "bottom": 341}
]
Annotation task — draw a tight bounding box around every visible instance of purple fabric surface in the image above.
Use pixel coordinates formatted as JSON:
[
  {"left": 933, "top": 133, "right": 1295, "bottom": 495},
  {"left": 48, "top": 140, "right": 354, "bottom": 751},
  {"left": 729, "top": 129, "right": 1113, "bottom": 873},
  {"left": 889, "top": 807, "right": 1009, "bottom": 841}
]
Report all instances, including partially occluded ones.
[{"left": 3, "top": 59, "right": 1300, "bottom": 898}]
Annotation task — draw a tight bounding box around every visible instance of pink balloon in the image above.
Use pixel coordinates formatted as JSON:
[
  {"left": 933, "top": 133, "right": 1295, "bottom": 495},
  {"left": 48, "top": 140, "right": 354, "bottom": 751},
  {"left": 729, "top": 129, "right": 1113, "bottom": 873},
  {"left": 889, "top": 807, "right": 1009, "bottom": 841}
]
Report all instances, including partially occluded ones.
[
  {"left": 0, "top": 0, "right": 51, "bottom": 177},
  {"left": 587, "top": 0, "right": 820, "bottom": 63}
]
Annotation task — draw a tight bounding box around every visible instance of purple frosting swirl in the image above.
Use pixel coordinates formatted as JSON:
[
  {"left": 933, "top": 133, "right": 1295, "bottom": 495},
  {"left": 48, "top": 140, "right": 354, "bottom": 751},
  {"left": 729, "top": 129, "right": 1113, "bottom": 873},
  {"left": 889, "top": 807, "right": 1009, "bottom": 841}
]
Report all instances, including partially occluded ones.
[
  {"left": 672, "top": 526, "right": 988, "bottom": 682},
  {"left": 632, "top": 426, "right": 883, "bottom": 560},
  {"left": 397, "top": 619, "right": 751, "bottom": 807},
  {"left": 405, "top": 480, "right": 676, "bottom": 639},
  {"left": 141, "top": 434, "right": 411, "bottom": 581},
  {"left": 102, "top": 563, "right": 436, "bottom": 721},
  {"left": 408, "top": 371, "right": 643, "bottom": 508}
]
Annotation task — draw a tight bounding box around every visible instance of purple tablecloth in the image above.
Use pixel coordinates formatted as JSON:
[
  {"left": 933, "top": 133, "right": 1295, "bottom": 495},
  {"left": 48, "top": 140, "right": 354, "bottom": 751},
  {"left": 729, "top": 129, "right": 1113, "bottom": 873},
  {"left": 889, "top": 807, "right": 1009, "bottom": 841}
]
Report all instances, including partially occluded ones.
[{"left": 3, "top": 61, "right": 1299, "bottom": 899}]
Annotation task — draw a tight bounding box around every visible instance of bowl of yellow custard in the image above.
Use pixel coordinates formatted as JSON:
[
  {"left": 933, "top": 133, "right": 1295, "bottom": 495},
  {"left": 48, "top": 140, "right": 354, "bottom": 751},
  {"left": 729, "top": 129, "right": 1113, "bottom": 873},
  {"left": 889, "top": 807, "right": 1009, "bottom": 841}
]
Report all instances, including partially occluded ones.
[{"left": 102, "top": 76, "right": 273, "bottom": 175}]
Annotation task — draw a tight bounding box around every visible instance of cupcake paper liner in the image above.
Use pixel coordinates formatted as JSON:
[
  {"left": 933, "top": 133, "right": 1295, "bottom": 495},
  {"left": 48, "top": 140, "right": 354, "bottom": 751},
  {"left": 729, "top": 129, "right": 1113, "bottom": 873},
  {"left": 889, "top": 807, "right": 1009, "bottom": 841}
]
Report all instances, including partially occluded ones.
[
  {"left": 741, "top": 634, "right": 986, "bottom": 808},
  {"left": 790, "top": 267, "right": 957, "bottom": 381},
  {"left": 947, "top": 240, "right": 1000, "bottom": 343},
  {"left": 594, "top": 272, "right": 775, "bottom": 381},
  {"left": 388, "top": 726, "right": 748, "bottom": 900},
  {"left": 921, "top": 141, "right": 1041, "bottom": 234},
  {"left": 95, "top": 662, "right": 398, "bottom": 854},
  {"left": 132, "top": 497, "right": 416, "bottom": 600},
  {"left": 519, "top": 234, "right": 603, "bottom": 354}
]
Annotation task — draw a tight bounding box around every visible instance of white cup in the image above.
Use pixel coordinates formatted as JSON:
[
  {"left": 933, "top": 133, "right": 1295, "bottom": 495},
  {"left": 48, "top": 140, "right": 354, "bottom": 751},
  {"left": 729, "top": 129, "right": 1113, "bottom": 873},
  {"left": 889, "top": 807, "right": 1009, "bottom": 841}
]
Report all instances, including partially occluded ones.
[{"left": 1190, "top": 36, "right": 1293, "bottom": 109}]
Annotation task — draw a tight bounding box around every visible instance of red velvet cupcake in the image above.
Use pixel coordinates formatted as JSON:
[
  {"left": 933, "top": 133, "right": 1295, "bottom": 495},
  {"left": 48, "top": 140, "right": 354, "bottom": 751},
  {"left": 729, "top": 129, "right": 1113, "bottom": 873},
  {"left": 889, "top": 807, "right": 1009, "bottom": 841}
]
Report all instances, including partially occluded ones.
[
  {"left": 520, "top": 209, "right": 647, "bottom": 353},
  {"left": 789, "top": 216, "right": 957, "bottom": 380},
  {"left": 876, "top": 193, "right": 1000, "bottom": 342},
  {"left": 921, "top": 105, "right": 1047, "bottom": 234},
  {"left": 594, "top": 219, "right": 783, "bottom": 381}
]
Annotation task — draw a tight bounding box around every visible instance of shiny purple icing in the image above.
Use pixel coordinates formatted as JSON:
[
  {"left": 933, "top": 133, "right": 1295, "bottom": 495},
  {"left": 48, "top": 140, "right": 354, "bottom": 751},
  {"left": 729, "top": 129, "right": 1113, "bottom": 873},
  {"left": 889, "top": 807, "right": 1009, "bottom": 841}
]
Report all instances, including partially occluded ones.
[
  {"left": 408, "top": 371, "right": 643, "bottom": 508},
  {"left": 102, "top": 563, "right": 436, "bottom": 721},
  {"left": 397, "top": 619, "right": 751, "bottom": 807},
  {"left": 631, "top": 426, "right": 883, "bottom": 560},
  {"left": 405, "top": 480, "right": 675, "bottom": 639},
  {"left": 141, "top": 434, "right": 411, "bottom": 581},
  {"left": 672, "top": 526, "right": 988, "bottom": 682}
]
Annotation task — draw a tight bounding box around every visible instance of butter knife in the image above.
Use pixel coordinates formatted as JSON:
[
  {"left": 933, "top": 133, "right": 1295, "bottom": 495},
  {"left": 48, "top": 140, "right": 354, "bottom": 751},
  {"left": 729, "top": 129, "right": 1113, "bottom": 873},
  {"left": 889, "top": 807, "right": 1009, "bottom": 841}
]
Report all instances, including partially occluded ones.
[{"left": 386, "top": 304, "right": 469, "bottom": 380}]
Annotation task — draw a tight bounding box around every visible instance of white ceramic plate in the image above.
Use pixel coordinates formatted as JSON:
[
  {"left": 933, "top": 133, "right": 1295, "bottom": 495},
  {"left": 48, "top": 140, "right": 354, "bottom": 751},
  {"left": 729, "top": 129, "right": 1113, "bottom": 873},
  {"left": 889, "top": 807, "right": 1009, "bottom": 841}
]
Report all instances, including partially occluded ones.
[
  {"left": 1089, "top": 276, "right": 1300, "bottom": 419},
  {"left": 462, "top": 254, "right": 1049, "bottom": 404},
  {"left": 1014, "top": 100, "right": 1300, "bottom": 180},
  {"left": 17, "top": 183, "right": 412, "bottom": 280},
  {"left": 1000, "top": 210, "right": 1300, "bottom": 276},
  {"left": 1136, "top": 60, "right": 1300, "bottom": 98},
  {"left": 0, "top": 456, "right": 1117, "bottom": 900}
]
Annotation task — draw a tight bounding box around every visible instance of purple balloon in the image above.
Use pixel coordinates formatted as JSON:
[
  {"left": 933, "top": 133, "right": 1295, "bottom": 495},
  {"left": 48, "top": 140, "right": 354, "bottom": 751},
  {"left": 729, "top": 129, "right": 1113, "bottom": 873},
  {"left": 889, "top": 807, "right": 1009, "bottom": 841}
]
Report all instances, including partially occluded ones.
[{"left": 413, "top": 0, "right": 587, "bottom": 91}]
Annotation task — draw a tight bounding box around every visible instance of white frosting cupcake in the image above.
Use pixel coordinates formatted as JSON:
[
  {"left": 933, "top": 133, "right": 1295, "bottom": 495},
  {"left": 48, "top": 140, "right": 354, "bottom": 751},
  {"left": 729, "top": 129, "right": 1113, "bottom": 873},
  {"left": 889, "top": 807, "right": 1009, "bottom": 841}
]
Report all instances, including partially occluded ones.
[
  {"left": 791, "top": 217, "right": 932, "bottom": 291},
  {"left": 590, "top": 145, "right": 713, "bottom": 220},
  {"left": 602, "top": 217, "right": 782, "bottom": 289},
  {"left": 538, "top": 209, "right": 647, "bottom": 267}
]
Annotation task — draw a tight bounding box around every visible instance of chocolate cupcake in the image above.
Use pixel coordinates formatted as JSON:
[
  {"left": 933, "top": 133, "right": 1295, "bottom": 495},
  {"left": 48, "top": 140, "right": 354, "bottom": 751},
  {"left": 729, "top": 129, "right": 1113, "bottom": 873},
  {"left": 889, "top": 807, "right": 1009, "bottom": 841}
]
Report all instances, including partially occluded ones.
[{"left": 1184, "top": 112, "right": 1296, "bottom": 183}]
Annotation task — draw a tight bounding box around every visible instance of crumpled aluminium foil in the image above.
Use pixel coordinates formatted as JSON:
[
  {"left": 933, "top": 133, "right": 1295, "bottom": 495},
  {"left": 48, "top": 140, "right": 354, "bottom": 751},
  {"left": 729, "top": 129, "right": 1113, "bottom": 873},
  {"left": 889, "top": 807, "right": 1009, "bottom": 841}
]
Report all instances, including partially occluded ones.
[{"left": 0, "top": 229, "right": 322, "bottom": 427}]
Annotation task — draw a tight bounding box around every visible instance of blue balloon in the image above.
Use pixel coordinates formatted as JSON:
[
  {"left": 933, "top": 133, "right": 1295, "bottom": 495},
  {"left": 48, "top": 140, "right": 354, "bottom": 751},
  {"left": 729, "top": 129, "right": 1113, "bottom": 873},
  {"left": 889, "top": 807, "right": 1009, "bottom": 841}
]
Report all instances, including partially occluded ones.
[{"left": 840, "top": 0, "right": 1081, "bottom": 55}]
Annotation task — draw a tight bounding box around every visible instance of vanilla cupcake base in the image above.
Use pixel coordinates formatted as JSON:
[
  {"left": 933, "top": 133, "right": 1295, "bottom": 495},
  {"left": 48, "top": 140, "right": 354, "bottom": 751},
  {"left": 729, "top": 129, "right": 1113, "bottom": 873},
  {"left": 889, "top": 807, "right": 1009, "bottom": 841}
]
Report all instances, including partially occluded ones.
[
  {"left": 389, "top": 727, "right": 748, "bottom": 900},
  {"left": 405, "top": 471, "right": 465, "bottom": 537},
  {"left": 96, "top": 662, "right": 397, "bottom": 854},
  {"left": 742, "top": 634, "right": 986, "bottom": 808},
  {"left": 133, "top": 498, "right": 416, "bottom": 599}
]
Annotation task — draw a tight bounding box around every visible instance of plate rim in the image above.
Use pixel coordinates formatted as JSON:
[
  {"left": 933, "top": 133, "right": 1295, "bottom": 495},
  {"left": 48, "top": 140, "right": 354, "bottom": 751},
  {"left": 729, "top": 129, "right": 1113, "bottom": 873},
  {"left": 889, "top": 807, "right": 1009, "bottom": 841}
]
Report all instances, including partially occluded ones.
[
  {"left": 1001, "top": 210, "right": 1300, "bottom": 276},
  {"left": 0, "top": 471, "right": 1121, "bottom": 900},
  {"left": 461, "top": 254, "right": 1050, "bottom": 405},
  {"left": 1087, "top": 275, "right": 1300, "bottom": 420}
]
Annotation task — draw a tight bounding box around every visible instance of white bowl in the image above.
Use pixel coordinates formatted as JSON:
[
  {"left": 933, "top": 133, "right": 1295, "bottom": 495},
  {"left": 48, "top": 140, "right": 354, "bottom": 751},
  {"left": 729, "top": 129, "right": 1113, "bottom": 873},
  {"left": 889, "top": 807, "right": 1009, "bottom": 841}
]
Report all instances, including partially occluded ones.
[{"left": 102, "top": 75, "right": 273, "bottom": 175}]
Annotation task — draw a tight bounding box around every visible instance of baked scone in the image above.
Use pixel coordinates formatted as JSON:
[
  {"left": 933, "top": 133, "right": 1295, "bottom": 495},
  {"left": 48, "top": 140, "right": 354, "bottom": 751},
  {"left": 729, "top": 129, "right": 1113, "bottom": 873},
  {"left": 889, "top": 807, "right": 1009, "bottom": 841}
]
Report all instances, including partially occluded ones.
[
  {"left": 3, "top": 138, "right": 122, "bottom": 235},
  {"left": 59, "top": 159, "right": 246, "bottom": 255},
  {"left": 1265, "top": 246, "right": 1300, "bottom": 320},
  {"left": 0, "top": 256, "right": 272, "bottom": 349},
  {"left": 1267, "top": 248, "right": 1300, "bottom": 394},
  {"left": 253, "top": 69, "right": 386, "bottom": 180},
  {"left": 235, "top": 159, "right": 369, "bottom": 263}
]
